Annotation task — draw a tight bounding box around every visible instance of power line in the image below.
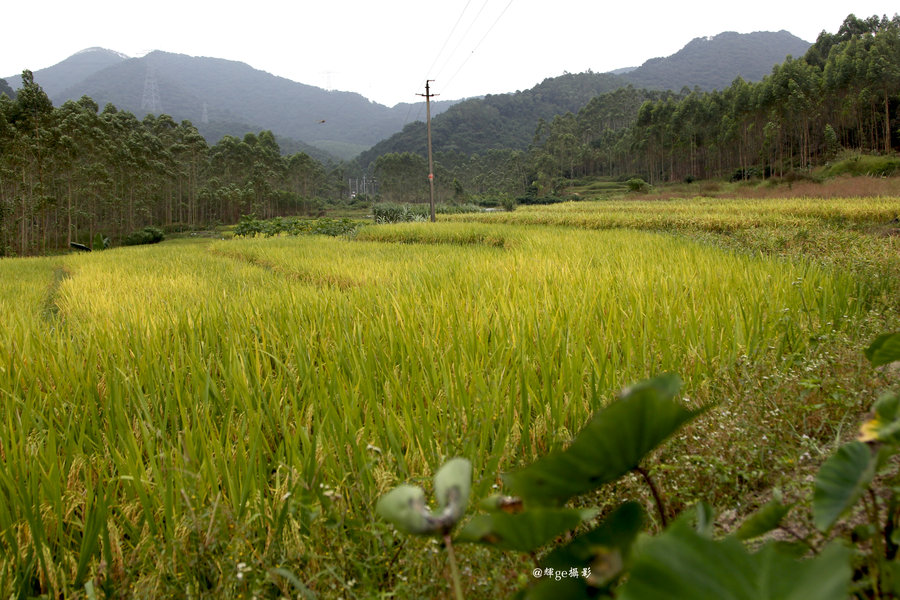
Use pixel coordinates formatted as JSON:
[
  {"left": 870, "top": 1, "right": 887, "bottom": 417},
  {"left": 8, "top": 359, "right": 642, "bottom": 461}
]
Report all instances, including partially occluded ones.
[
  {"left": 442, "top": 0, "right": 516, "bottom": 95},
  {"left": 433, "top": 0, "right": 492, "bottom": 82},
  {"left": 425, "top": 0, "right": 474, "bottom": 81},
  {"left": 403, "top": 0, "right": 485, "bottom": 126}
]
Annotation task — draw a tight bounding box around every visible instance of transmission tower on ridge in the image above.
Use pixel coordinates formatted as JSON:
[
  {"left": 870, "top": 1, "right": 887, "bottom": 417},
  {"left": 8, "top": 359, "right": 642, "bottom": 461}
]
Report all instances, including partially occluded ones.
[{"left": 141, "top": 66, "right": 162, "bottom": 114}]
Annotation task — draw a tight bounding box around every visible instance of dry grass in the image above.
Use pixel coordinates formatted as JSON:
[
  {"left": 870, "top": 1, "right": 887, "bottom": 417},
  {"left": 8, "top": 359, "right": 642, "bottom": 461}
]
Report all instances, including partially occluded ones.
[{"left": 642, "top": 175, "right": 900, "bottom": 201}]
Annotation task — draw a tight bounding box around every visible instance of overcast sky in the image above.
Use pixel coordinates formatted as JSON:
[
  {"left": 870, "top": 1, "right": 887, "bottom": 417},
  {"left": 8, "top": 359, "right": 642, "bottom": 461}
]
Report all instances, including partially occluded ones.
[{"left": 2, "top": 0, "right": 898, "bottom": 107}]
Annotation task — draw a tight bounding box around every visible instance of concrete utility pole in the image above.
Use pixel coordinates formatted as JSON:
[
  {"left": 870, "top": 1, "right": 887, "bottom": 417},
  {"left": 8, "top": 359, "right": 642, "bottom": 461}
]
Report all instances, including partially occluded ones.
[{"left": 417, "top": 80, "right": 438, "bottom": 222}]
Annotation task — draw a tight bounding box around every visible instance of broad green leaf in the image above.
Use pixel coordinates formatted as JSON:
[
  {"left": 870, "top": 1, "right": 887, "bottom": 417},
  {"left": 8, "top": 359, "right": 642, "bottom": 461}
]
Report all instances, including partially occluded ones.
[
  {"left": 859, "top": 391, "right": 900, "bottom": 444},
  {"left": 375, "top": 485, "right": 430, "bottom": 534},
  {"left": 479, "top": 493, "right": 524, "bottom": 513},
  {"left": 522, "top": 576, "right": 594, "bottom": 600},
  {"left": 734, "top": 496, "right": 793, "bottom": 541},
  {"left": 693, "top": 502, "right": 716, "bottom": 538},
  {"left": 864, "top": 333, "right": 900, "bottom": 367},
  {"left": 542, "top": 501, "right": 644, "bottom": 588},
  {"left": 813, "top": 441, "right": 877, "bottom": 532},
  {"left": 618, "top": 520, "right": 851, "bottom": 600},
  {"left": 456, "top": 507, "right": 587, "bottom": 552},
  {"left": 504, "top": 374, "right": 703, "bottom": 504}
]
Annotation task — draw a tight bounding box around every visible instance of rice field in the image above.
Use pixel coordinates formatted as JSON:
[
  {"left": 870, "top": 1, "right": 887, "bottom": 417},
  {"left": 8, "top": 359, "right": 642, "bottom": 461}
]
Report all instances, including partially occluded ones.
[
  {"left": 0, "top": 200, "right": 895, "bottom": 598},
  {"left": 446, "top": 196, "right": 900, "bottom": 232}
]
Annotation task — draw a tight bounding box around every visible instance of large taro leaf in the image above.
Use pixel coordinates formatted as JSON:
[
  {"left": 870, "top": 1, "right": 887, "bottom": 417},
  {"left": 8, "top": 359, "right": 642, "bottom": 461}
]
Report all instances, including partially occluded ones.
[
  {"left": 513, "top": 503, "right": 643, "bottom": 599},
  {"left": 544, "top": 501, "right": 644, "bottom": 586},
  {"left": 618, "top": 519, "right": 852, "bottom": 600},
  {"left": 859, "top": 391, "right": 900, "bottom": 444},
  {"left": 455, "top": 507, "right": 591, "bottom": 553},
  {"left": 733, "top": 493, "right": 793, "bottom": 542},
  {"left": 813, "top": 441, "right": 877, "bottom": 532},
  {"left": 865, "top": 332, "right": 900, "bottom": 368},
  {"left": 519, "top": 577, "right": 589, "bottom": 600},
  {"left": 504, "top": 374, "right": 704, "bottom": 505}
]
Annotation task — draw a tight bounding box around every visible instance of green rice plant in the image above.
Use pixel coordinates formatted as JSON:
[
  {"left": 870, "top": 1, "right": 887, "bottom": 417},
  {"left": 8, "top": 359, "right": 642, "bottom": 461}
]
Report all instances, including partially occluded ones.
[
  {"left": 443, "top": 196, "right": 900, "bottom": 232},
  {"left": 355, "top": 222, "right": 515, "bottom": 248},
  {"left": 0, "top": 218, "right": 883, "bottom": 597}
]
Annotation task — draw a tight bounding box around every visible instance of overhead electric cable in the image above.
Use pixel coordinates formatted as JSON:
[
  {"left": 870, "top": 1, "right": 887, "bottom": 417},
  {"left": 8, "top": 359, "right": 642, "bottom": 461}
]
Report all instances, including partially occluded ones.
[
  {"left": 433, "top": 0, "right": 492, "bottom": 81},
  {"left": 426, "top": 0, "right": 474, "bottom": 79},
  {"left": 405, "top": 0, "right": 480, "bottom": 125},
  {"left": 442, "top": 0, "right": 515, "bottom": 95}
]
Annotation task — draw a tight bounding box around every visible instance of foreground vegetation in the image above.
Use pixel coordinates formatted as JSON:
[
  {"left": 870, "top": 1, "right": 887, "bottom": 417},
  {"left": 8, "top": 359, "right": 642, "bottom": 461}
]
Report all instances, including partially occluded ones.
[{"left": 0, "top": 192, "right": 898, "bottom": 597}]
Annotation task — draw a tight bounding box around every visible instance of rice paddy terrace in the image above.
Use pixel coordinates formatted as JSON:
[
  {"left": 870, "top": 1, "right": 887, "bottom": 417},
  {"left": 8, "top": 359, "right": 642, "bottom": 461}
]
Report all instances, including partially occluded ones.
[{"left": 1, "top": 196, "right": 899, "bottom": 597}]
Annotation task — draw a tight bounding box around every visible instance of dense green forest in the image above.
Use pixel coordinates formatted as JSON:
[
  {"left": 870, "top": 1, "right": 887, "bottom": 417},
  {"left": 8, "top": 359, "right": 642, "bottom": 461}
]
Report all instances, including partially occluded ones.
[
  {"left": 357, "top": 72, "right": 628, "bottom": 164},
  {"left": 526, "top": 14, "right": 900, "bottom": 190},
  {"left": 370, "top": 14, "right": 900, "bottom": 202},
  {"left": 0, "top": 73, "right": 340, "bottom": 256},
  {"left": 15, "top": 49, "right": 459, "bottom": 161},
  {"left": 361, "top": 15, "right": 900, "bottom": 201}
]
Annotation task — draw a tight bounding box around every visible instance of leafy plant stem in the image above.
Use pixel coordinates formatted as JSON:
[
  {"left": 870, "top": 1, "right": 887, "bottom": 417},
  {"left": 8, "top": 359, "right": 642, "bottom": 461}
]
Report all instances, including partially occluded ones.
[
  {"left": 636, "top": 466, "right": 668, "bottom": 528},
  {"left": 385, "top": 538, "right": 407, "bottom": 586},
  {"left": 778, "top": 525, "right": 819, "bottom": 555},
  {"left": 866, "top": 489, "right": 884, "bottom": 600},
  {"left": 444, "top": 533, "right": 465, "bottom": 600}
]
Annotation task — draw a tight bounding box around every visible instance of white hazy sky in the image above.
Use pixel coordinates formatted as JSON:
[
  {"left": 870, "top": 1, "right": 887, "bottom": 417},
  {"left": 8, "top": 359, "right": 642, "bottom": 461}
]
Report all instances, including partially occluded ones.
[{"left": 2, "top": 1, "right": 898, "bottom": 107}]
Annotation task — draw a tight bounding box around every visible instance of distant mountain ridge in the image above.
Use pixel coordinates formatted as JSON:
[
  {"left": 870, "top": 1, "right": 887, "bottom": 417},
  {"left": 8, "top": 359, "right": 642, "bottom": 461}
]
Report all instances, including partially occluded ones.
[
  {"left": 620, "top": 30, "right": 811, "bottom": 91},
  {"left": 357, "top": 30, "right": 811, "bottom": 164},
  {"left": 356, "top": 71, "right": 629, "bottom": 167},
  {"left": 17, "top": 47, "right": 129, "bottom": 98},
  {"left": 5, "top": 29, "right": 812, "bottom": 162},
  {"left": 7, "top": 49, "right": 459, "bottom": 160}
]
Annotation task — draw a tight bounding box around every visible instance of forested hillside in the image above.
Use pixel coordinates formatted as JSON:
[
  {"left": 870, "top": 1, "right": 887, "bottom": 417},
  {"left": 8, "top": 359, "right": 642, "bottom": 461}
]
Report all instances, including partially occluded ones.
[
  {"left": 620, "top": 30, "right": 811, "bottom": 91},
  {"left": 530, "top": 14, "right": 900, "bottom": 186},
  {"left": 10, "top": 48, "right": 129, "bottom": 99},
  {"left": 357, "top": 31, "right": 811, "bottom": 169},
  {"left": 0, "top": 78, "right": 14, "bottom": 100},
  {"left": 0, "top": 74, "right": 339, "bottom": 256},
  {"left": 370, "top": 14, "right": 899, "bottom": 204},
  {"left": 9, "top": 50, "right": 459, "bottom": 160},
  {"left": 357, "top": 71, "right": 629, "bottom": 167}
]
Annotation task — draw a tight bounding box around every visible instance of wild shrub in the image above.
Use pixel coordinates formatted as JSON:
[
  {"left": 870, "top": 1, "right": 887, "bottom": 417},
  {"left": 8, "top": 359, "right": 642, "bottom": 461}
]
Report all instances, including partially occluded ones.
[
  {"left": 233, "top": 214, "right": 361, "bottom": 237},
  {"left": 372, "top": 203, "right": 429, "bottom": 224},
  {"left": 626, "top": 178, "right": 651, "bottom": 193},
  {"left": 823, "top": 154, "right": 900, "bottom": 178},
  {"left": 122, "top": 226, "right": 164, "bottom": 246}
]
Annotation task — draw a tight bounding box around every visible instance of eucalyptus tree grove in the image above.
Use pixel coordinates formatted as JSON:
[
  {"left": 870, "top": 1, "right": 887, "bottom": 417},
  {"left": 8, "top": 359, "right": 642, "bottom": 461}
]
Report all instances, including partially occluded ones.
[
  {"left": 527, "top": 14, "right": 900, "bottom": 186},
  {"left": 0, "top": 72, "right": 334, "bottom": 256}
]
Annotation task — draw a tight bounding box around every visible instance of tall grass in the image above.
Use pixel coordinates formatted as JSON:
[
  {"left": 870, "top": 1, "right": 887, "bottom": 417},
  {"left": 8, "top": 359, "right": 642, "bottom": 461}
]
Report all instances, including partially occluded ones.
[
  {"left": 0, "top": 222, "right": 875, "bottom": 597},
  {"left": 444, "top": 196, "right": 900, "bottom": 232}
]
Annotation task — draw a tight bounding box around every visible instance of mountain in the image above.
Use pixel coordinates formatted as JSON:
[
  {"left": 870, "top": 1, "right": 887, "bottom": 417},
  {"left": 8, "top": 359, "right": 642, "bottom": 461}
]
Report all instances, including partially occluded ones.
[
  {"left": 8, "top": 49, "right": 459, "bottom": 160},
  {"left": 620, "top": 31, "right": 812, "bottom": 91},
  {"left": 356, "top": 71, "right": 628, "bottom": 167},
  {"left": 5, "top": 47, "right": 129, "bottom": 98},
  {"left": 0, "top": 77, "right": 14, "bottom": 99},
  {"left": 6, "top": 30, "right": 811, "bottom": 162},
  {"left": 358, "top": 30, "right": 812, "bottom": 165}
]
